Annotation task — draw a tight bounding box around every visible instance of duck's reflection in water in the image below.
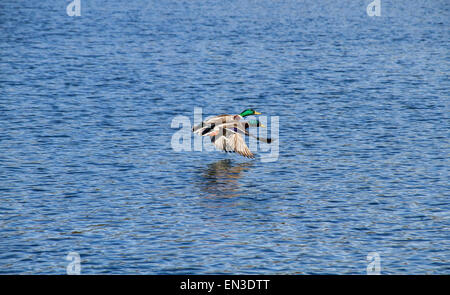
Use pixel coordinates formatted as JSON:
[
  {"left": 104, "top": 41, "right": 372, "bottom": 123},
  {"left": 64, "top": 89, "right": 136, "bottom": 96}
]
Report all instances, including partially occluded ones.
[{"left": 198, "top": 159, "right": 253, "bottom": 199}]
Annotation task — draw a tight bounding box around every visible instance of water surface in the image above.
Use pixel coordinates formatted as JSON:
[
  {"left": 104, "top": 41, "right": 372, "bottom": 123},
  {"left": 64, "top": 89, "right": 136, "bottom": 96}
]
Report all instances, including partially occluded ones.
[{"left": 0, "top": 0, "right": 449, "bottom": 274}]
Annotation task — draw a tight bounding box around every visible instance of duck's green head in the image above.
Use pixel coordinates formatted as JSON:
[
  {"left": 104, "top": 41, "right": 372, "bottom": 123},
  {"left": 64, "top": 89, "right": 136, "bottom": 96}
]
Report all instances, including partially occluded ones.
[
  {"left": 239, "top": 108, "right": 262, "bottom": 117},
  {"left": 247, "top": 119, "right": 265, "bottom": 128}
]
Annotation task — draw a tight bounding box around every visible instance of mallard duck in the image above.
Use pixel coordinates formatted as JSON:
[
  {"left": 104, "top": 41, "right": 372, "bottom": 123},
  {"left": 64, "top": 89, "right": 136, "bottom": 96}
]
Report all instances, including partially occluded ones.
[
  {"left": 210, "top": 120, "right": 272, "bottom": 158},
  {"left": 192, "top": 109, "right": 271, "bottom": 159},
  {"left": 192, "top": 108, "right": 261, "bottom": 135}
]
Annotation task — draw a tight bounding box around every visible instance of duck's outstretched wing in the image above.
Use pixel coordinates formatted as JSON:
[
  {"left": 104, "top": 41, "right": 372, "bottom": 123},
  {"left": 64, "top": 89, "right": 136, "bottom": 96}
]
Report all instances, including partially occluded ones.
[
  {"left": 211, "top": 127, "right": 254, "bottom": 159},
  {"left": 210, "top": 132, "right": 229, "bottom": 152},
  {"left": 227, "top": 132, "right": 255, "bottom": 158}
]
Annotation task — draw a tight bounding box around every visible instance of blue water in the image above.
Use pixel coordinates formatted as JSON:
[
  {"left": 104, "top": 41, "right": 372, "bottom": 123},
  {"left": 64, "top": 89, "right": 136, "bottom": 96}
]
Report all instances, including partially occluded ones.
[{"left": 0, "top": 0, "right": 449, "bottom": 274}]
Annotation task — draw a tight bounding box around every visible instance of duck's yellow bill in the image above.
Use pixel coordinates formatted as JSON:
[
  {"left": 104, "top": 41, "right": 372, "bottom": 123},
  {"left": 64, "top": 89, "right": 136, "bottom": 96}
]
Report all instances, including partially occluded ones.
[
  {"left": 254, "top": 111, "right": 262, "bottom": 115},
  {"left": 260, "top": 124, "right": 266, "bottom": 128}
]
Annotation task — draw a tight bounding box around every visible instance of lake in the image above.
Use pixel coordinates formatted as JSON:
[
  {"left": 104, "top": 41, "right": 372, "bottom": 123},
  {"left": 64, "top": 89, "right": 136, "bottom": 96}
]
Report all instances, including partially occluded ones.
[{"left": 0, "top": 0, "right": 448, "bottom": 274}]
